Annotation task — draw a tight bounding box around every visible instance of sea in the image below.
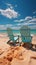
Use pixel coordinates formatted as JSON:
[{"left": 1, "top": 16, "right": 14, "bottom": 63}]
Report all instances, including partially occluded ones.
[{"left": 0, "top": 29, "right": 36, "bottom": 35}]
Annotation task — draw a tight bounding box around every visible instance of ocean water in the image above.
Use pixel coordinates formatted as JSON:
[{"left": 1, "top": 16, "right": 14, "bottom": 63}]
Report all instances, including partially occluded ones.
[
  {"left": 30, "top": 29, "right": 36, "bottom": 34},
  {"left": 0, "top": 29, "right": 36, "bottom": 35}
]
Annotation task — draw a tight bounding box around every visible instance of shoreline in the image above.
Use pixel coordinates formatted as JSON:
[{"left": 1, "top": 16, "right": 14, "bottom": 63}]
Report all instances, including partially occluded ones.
[{"left": 0, "top": 32, "right": 36, "bottom": 43}]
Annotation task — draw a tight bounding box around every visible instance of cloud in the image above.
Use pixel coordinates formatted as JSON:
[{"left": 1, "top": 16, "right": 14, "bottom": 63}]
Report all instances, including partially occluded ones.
[
  {"left": 15, "top": 16, "right": 36, "bottom": 23},
  {"left": 0, "top": 8, "right": 19, "bottom": 19},
  {"left": 5, "top": 24, "right": 13, "bottom": 27},
  {"left": 15, "top": 5, "right": 17, "bottom": 7},
  {"left": 6, "top": 3, "right": 12, "bottom": 7},
  {"left": 14, "top": 19, "right": 24, "bottom": 22},
  {"left": 29, "top": 25, "right": 36, "bottom": 29},
  {"left": 0, "top": 24, "right": 13, "bottom": 30},
  {"left": 0, "top": 24, "right": 20, "bottom": 30},
  {"left": 6, "top": 3, "right": 13, "bottom": 9},
  {"left": 11, "top": 26, "right": 20, "bottom": 30},
  {"left": 24, "top": 17, "right": 36, "bottom": 25},
  {"left": 28, "top": 18, "right": 36, "bottom": 23},
  {"left": 25, "top": 16, "right": 32, "bottom": 20},
  {"left": 0, "top": 16, "right": 36, "bottom": 30},
  {"left": 0, "top": 25, "right": 6, "bottom": 30},
  {"left": 14, "top": 16, "right": 36, "bottom": 29},
  {"left": 33, "top": 11, "right": 36, "bottom": 14},
  {"left": 14, "top": 16, "right": 32, "bottom": 23},
  {"left": 6, "top": 3, "right": 18, "bottom": 9}
]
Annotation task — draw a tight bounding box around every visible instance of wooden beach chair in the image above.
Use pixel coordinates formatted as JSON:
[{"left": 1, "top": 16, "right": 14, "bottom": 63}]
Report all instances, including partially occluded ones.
[
  {"left": 20, "top": 25, "right": 32, "bottom": 49},
  {"left": 7, "top": 28, "right": 18, "bottom": 46}
]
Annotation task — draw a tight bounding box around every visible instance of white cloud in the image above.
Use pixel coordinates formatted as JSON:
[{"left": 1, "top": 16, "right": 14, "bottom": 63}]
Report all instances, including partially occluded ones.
[
  {"left": 0, "top": 24, "right": 20, "bottom": 30},
  {"left": 33, "top": 11, "right": 36, "bottom": 14},
  {"left": 0, "top": 24, "right": 13, "bottom": 30},
  {"left": 6, "top": 3, "right": 12, "bottom": 6},
  {"left": 15, "top": 5, "right": 17, "bottom": 7},
  {"left": 25, "top": 16, "right": 32, "bottom": 20},
  {"left": 14, "top": 19, "right": 24, "bottom": 22},
  {"left": 11, "top": 27, "right": 20, "bottom": 30},
  {"left": 0, "top": 25, "right": 6, "bottom": 30},
  {"left": 5, "top": 24, "right": 13, "bottom": 27},
  {"left": 6, "top": 3, "right": 18, "bottom": 9},
  {"left": 17, "top": 22, "right": 28, "bottom": 26},
  {"left": 0, "top": 8, "right": 19, "bottom": 19},
  {"left": 14, "top": 16, "right": 36, "bottom": 29},
  {"left": 29, "top": 25, "right": 36, "bottom": 29},
  {"left": 24, "top": 17, "right": 36, "bottom": 25},
  {"left": 14, "top": 16, "right": 32, "bottom": 22},
  {"left": 6, "top": 3, "right": 13, "bottom": 9},
  {"left": 0, "top": 16, "right": 36, "bottom": 30},
  {"left": 15, "top": 16, "right": 36, "bottom": 23},
  {"left": 29, "top": 18, "right": 36, "bottom": 23}
]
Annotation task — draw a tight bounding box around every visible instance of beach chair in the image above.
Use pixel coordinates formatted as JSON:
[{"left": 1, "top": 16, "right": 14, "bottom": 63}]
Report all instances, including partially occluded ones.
[
  {"left": 20, "top": 25, "right": 32, "bottom": 49},
  {"left": 7, "top": 28, "right": 17, "bottom": 46}
]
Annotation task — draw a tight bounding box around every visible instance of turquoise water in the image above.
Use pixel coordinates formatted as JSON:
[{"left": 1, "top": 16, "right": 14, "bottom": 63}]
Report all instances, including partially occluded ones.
[
  {"left": 30, "top": 29, "right": 36, "bottom": 34},
  {"left": 0, "top": 29, "right": 36, "bottom": 35}
]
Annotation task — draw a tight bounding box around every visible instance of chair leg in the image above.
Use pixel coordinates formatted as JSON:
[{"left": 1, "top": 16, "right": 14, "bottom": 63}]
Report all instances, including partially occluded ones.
[{"left": 7, "top": 40, "right": 11, "bottom": 44}]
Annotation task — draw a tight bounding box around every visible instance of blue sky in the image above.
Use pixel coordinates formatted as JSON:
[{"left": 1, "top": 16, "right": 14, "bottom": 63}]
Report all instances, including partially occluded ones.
[{"left": 0, "top": 0, "right": 36, "bottom": 30}]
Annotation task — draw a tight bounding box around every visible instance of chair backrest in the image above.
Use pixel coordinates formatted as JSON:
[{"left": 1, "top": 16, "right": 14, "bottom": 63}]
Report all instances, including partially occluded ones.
[
  {"left": 20, "top": 25, "right": 32, "bottom": 43},
  {"left": 7, "top": 28, "right": 14, "bottom": 42}
]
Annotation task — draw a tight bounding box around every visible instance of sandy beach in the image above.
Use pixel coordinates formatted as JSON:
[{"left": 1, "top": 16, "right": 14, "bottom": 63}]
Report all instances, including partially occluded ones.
[{"left": 0, "top": 33, "right": 36, "bottom": 65}]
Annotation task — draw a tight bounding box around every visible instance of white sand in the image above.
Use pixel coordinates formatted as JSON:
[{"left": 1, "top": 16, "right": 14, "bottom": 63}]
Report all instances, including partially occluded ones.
[{"left": 0, "top": 33, "right": 36, "bottom": 65}]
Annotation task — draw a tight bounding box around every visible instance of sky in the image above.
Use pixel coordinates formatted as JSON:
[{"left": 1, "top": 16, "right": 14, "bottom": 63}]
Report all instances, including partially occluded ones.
[{"left": 0, "top": 0, "right": 36, "bottom": 30}]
